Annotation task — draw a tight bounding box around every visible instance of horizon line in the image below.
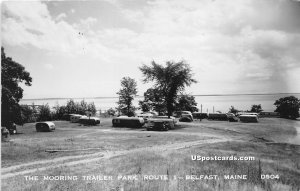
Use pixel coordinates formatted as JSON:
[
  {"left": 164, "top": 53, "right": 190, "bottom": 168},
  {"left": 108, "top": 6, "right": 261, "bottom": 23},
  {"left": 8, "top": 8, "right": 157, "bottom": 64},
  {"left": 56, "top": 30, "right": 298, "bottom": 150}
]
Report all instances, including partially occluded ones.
[{"left": 21, "top": 92, "right": 300, "bottom": 101}]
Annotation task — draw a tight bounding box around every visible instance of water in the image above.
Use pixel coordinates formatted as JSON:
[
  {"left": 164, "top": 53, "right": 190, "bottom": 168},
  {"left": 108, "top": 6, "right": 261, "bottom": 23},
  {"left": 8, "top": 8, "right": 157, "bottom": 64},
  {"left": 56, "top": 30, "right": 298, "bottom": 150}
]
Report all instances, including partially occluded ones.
[{"left": 20, "top": 93, "right": 300, "bottom": 113}]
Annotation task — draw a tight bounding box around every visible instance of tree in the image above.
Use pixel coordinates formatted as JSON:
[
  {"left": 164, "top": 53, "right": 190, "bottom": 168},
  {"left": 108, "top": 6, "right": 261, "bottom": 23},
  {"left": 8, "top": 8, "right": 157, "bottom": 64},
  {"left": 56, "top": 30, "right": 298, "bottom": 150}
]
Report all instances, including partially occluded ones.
[
  {"left": 250, "top": 104, "right": 263, "bottom": 113},
  {"left": 138, "top": 88, "right": 166, "bottom": 115},
  {"left": 274, "top": 96, "right": 300, "bottom": 119},
  {"left": 37, "top": 104, "right": 52, "bottom": 121},
  {"left": 66, "top": 99, "right": 77, "bottom": 114},
  {"left": 1, "top": 47, "right": 32, "bottom": 126},
  {"left": 228, "top": 106, "right": 239, "bottom": 114},
  {"left": 140, "top": 60, "right": 196, "bottom": 117},
  {"left": 53, "top": 104, "right": 66, "bottom": 120},
  {"left": 19, "top": 105, "right": 36, "bottom": 123},
  {"left": 107, "top": 108, "right": 116, "bottom": 116},
  {"left": 175, "top": 94, "right": 198, "bottom": 112},
  {"left": 116, "top": 77, "right": 137, "bottom": 116},
  {"left": 87, "top": 102, "right": 97, "bottom": 115}
]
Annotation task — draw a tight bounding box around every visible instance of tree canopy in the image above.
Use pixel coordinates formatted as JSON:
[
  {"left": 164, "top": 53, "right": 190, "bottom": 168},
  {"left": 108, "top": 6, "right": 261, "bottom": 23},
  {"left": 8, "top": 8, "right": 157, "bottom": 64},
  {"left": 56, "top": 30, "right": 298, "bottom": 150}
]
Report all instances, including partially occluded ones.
[
  {"left": 1, "top": 47, "right": 32, "bottom": 126},
  {"left": 139, "top": 88, "right": 166, "bottom": 115},
  {"left": 274, "top": 96, "right": 300, "bottom": 119},
  {"left": 116, "top": 77, "right": 137, "bottom": 116},
  {"left": 140, "top": 60, "right": 196, "bottom": 117},
  {"left": 250, "top": 104, "right": 263, "bottom": 113},
  {"left": 228, "top": 106, "right": 239, "bottom": 114},
  {"left": 175, "top": 94, "right": 198, "bottom": 112}
]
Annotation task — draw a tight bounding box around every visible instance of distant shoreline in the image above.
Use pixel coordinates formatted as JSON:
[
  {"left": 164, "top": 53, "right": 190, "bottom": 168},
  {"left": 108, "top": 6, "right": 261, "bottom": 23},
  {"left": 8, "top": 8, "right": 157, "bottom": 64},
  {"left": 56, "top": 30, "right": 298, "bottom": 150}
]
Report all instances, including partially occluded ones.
[{"left": 21, "top": 93, "right": 300, "bottom": 101}]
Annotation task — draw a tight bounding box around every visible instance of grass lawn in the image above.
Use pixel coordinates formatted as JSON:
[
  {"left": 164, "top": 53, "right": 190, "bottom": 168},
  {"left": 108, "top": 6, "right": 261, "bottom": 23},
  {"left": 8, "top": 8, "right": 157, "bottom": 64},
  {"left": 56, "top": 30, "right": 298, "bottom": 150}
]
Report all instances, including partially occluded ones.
[{"left": 2, "top": 118, "right": 300, "bottom": 191}]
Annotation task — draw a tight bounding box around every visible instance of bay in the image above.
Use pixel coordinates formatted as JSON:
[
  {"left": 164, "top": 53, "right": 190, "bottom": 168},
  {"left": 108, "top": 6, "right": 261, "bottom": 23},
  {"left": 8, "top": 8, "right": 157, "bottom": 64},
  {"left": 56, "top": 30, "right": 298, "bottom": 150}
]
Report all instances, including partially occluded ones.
[{"left": 20, "top": 93, "right": 300, "bottom": 113}]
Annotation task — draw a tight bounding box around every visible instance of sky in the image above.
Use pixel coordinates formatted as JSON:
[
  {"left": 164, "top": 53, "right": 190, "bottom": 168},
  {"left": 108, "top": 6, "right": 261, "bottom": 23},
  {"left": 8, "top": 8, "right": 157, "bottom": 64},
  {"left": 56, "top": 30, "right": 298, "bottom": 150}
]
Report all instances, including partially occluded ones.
[{"left": 1, "top": 0, "right": 300, "bottom": 99}]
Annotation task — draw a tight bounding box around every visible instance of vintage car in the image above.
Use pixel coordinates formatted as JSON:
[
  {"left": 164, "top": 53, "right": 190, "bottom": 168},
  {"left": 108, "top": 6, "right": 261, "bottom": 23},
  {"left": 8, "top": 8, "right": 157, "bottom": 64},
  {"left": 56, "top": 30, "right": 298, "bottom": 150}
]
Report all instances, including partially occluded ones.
[
  {"left": 5, "top": 123, "right": 17, "bottom": 134},
  {"left": 36, "top": 122, "right": 56, "bottom": 132},
  {"left": 1, "top": 127, "right": 10, "bottom": 139},
  {"left": 146, "top": 118, "right": 176, "bottom": 131},
  {"left": 70, "top": 114, "right": 84, "bottom": 123},
  {"left": 226, "top": 113, "right": 239, "bottom": 122}
]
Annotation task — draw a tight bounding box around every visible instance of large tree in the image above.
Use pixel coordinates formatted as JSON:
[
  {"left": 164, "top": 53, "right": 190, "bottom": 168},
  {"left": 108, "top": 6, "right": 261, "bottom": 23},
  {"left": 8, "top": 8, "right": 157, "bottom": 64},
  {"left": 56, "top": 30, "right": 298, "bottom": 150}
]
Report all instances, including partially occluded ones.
[
  {"left": 139, "top": 88, "right": 166, "bottom": 115},
  {"left": 1, "top": 47, "right": 32, "bottom": 126},
  {"left": 116, "top": 77, "right": 137, "bottom": 116},
  {"left": 175, "top": 94, "right": 198, "bottom": 112},
  {"left": 140, "top": 61, "right": 196, "bottom": 117},
  {"left": 250, "top": 104, "right": 263, "bottom": 113},
  {"left": 274, "top": 96, "right": 300, "bottom": 119}
]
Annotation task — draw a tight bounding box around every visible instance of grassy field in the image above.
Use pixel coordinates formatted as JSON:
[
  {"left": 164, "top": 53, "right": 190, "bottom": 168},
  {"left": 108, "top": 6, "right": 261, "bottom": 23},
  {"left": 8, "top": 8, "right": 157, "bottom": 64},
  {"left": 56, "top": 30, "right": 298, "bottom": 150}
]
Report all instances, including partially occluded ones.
[{"left": 1, "top": 117, "right": 300, "bottom": 191}]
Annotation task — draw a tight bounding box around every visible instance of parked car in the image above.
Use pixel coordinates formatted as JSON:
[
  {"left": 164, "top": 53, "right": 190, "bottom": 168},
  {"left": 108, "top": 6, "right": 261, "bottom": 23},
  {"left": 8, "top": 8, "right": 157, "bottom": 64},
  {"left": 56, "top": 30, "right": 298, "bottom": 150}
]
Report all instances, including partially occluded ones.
[
  {"left": 6, "top": 123, "right": 17, "bottom": 134},
  {"left": 226, "top": 113, "right": 239, "bottom": 122},
  {"left": 173, "top": 111, "right": 193, "bottom": 121},
  {"left": 179, "top": 116, "right": 193, "bottom": 122},
  {"left": 36, "top": 122, "right": 56, "bottom": 132},
  {"left": 70, "top": 114, "right": 84, "bottom": 123},
  {"left": 146, "top": 118, "right": 175, "bottom": 131},
  {"left": 1, "top": 127, "right": 10, "bottom": 140}
]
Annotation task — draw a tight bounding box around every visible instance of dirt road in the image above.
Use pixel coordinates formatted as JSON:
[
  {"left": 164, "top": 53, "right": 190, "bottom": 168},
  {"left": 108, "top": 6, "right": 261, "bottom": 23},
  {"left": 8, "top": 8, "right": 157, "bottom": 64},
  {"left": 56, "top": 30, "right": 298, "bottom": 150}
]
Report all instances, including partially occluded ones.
[{"left": 1, "top": 129, "right": 230, "bottom": 179}]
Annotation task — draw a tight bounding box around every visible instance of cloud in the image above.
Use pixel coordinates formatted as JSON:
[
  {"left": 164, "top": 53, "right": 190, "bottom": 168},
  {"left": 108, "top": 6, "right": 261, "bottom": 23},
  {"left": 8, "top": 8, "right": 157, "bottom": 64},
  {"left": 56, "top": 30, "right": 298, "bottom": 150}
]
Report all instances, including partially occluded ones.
[
  {"left": 44, "top": 63, "right": 54, "bottom": 70},
  {"left": 2, "top": 0, "right": 300, "bottom": 95},
  {"left": 2, "top": 1, "right": 101, "bottom": 58},
  {"left": 55, "top": 13, "right": 67, "bottom": 21}
]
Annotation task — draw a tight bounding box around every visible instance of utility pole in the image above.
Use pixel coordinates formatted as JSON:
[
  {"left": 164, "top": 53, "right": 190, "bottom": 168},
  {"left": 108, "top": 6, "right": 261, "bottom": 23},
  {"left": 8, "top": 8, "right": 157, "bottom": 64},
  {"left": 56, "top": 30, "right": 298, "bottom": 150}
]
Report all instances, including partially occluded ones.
[{"left": 200, "top": 104, "right": 203, "bottom": 121}]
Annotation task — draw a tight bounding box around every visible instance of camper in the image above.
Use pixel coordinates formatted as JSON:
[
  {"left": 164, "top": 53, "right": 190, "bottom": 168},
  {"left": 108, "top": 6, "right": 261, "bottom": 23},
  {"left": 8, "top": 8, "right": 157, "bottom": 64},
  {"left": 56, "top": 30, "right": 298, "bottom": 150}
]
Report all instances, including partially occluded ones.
[
  {"left": 153, "top": 116, "right": 178, "bottom": 124},
  {"left": 36, "top": 122, "right": 55, "bottom": 132},
  {"left": 208, "top": 113, "right": 228, "bottom": 121},
  {"left": 146, "top": 118, "right": 176, "bottom": 131},
  {"left": 259, "top": 112, "right": 280, "bottom": 118},
  {"left": 239, "top": 115, "right": 259, "bottom": 123},
  {"left": 192, "top": 112, "right": 208, "bottom": 120},
  {"left": 79, "top": 116, "right": 100, "bottom": 125},
  {"left": 237, "top": 112, "right": 259, "bottom": 117},
  {"left": 70, "top": 114, "right": 84, "bottom": 123},
  {"left": 112, "top": 117, "right": 145, "bottom": 128}
]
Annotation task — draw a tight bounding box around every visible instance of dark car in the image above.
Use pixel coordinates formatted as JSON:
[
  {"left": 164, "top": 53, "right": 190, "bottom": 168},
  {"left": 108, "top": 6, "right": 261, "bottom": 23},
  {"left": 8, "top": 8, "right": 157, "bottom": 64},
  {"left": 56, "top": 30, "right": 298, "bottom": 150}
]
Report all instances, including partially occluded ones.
[
  {"left": 6, "top": 123, "right": 17, "bottom": 134},
  {"left": 227, "top": 113, "right": 239, "bottom": 122},
  {"left": 146, "top": 118, "right": 175, "bottom": 131},
  {"left": 1, "top": 127, "right": 10, "bottom": 139}
]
